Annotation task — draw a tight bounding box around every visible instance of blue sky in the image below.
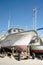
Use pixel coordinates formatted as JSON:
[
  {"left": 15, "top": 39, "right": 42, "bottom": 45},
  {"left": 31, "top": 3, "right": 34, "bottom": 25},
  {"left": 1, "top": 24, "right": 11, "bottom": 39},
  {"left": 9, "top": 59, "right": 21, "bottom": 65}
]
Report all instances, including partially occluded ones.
[{"left": 0, "top": 0, "right": 43, "bottom": 36}]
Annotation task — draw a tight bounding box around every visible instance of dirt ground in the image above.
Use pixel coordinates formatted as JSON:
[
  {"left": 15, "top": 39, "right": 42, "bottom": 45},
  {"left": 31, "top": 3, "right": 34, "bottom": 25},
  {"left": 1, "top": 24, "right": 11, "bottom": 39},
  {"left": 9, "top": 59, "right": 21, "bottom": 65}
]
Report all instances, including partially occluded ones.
[{"left": 0, "top": 56, "right": 43, "bottom": 65}]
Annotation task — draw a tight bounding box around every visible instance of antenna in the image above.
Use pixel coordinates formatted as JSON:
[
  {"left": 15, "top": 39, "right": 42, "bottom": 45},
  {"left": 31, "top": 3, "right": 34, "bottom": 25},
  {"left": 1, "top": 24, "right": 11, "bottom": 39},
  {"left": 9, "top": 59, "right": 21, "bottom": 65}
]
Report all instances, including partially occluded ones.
[{"left": 33, "top": 0, "right": 37, "bottom": 30}]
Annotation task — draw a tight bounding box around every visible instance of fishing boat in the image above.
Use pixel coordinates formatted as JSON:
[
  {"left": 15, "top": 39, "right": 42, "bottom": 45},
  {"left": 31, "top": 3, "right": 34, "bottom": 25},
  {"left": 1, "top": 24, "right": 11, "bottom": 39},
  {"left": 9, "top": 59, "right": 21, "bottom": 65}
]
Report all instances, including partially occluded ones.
[
  {"left": 0, "top": 28, "right": 38, "bottom": 51},
  {"left": 30, "top": 37, "right": 43, "bottom": 59}
]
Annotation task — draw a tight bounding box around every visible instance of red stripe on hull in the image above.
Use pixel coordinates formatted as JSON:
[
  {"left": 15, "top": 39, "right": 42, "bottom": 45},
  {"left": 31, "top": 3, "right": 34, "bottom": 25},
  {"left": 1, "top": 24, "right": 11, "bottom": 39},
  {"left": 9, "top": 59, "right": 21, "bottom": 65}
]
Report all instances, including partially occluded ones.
[
  {"left": 15, "top": 45, "right": 28, "bottom": 51},
  {"left": 32, "top": 50, "right": 43, "bottom": 53},
  {"left": 2, "top": 45, "right": 30, "bottom": 51}
]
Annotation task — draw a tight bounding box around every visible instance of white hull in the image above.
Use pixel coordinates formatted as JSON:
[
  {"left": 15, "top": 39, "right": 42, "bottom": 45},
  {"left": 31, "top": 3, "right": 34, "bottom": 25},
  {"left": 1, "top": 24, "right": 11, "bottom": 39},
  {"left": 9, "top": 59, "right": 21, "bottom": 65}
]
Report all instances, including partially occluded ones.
[
  {"left": 0, "top": 31, "right": 37, "bottom": 47},
  {"left": 31, "top": 45, "right": 43, "bottom": 50}
]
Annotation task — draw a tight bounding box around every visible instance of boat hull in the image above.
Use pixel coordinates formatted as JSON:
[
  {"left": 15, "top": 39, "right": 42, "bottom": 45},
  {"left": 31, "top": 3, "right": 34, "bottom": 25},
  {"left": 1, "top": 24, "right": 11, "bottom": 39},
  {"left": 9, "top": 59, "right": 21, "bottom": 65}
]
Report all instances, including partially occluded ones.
[
  {"left": 0, "top": 30, "right": 37, "bottom": 51},
  {"left": 31, "top": 45, "right": 43, "bottom": 53}
]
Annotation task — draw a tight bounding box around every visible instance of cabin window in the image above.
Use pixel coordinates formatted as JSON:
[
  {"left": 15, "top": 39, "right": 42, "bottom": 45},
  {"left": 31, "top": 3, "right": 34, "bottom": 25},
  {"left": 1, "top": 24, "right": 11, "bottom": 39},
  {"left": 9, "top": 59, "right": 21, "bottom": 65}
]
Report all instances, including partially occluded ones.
[
  {"left": 14, "top": 29, "right": 16, "bottom": 32},
  {"left": 30, "top": 36, "right": 38, "bottom": 44},
  {"left": 30, "top": 40, "right": 35, "bottom": 44}
]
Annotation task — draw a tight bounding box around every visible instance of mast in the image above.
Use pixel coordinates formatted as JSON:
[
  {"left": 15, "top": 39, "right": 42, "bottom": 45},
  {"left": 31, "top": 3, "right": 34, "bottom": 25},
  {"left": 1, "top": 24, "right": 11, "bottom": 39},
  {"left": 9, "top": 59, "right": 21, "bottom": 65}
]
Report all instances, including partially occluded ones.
[
  {"left": 8, "top": 19, "right": 10, "bottom": 30},
  {"left": 8, "top": 9, "right": 11, "bottom": 30},
  {"left": 33, "top": 0, "right": 37, "bottom": 30}
]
